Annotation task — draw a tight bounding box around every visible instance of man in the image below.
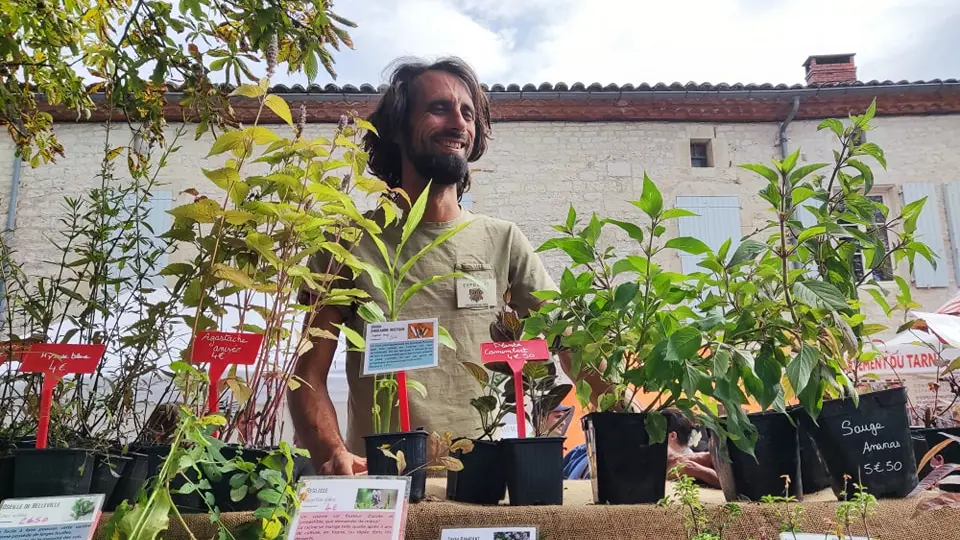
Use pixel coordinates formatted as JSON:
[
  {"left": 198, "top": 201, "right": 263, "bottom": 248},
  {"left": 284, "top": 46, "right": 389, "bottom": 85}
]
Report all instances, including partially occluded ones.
[
  {"left": 289, "top": 57, "right": 560, "bottom": 475},
  {"left": 663, "top": 408, "right": 720, "bottom": 488}
]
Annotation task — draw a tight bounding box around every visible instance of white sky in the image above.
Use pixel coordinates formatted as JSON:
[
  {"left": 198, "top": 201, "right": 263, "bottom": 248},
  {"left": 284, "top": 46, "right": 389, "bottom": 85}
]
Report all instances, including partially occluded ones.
[{"left": 264, "top": 0, "right": 960, "bottom": 88}]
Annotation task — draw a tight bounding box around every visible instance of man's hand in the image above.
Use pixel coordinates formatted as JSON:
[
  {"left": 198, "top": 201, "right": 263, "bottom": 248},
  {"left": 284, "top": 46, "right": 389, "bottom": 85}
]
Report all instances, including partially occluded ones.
[{"left": 319, "top": 447, "right": 368, "bottom": 475}]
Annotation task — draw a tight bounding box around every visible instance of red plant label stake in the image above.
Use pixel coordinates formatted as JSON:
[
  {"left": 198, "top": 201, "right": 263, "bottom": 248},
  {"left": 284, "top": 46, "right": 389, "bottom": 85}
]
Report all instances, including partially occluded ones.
[
  {"left": 191, "top": 331, "right": 264, "bottom": 415},
  {"left": 397, "top": 370, "right": 411, "bottom": 432},
  {"left": 20, "top": 344, "right": 106, "bottom": 449},
  {"left": 480, "top": 339, "right": 550, "bottom": 439}
]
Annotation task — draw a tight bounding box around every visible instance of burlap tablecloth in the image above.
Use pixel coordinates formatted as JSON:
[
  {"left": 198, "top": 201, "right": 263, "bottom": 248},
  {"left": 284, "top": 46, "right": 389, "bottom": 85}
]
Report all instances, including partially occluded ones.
[{"left": 94, "top": 480, "right": 960, "bottom": 540}]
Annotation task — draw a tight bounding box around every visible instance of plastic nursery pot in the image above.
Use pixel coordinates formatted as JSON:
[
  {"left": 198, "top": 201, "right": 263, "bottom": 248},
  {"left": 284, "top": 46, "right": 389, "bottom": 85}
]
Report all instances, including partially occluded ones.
[
  {"left": 364, "top": 431, "right": 429, "bottom": 503},
  {"left": 790, "top": 407, "right": 832, "bottom": 494},
  {"left": 807, "top": 387, "right": 918, "bottom": 498},
  {"left": 725, "top": 411, "right": 803, "bottom": 501},
  {"left": 583, "top": 412, "right": 667, "bottom": 504},
  {"left": 210, "top": 446, "right": 270, "bottom": 512},
  {"left": 129, "top": 444, "right": 205, "bottom": 513},
  {"left": 0, "top": 454, "right": 13, "bottom": 502},
  {"left": 106, "top": 451, "right": 149, "bottom": 511},
  {"left": 446, "top": 439, "right": 505, "bottom": 505},
  {"left": 13, "top": 448, "right": 96, "bottom": 497},
  {"left": 502, "top": 436, "right": 565, "bottom": 506},
  {"left": 91, "top": 453, "right": 133, "bottom": 508},
  {"left": 917, "top": 426, "right": 960, "bottom": 466}
]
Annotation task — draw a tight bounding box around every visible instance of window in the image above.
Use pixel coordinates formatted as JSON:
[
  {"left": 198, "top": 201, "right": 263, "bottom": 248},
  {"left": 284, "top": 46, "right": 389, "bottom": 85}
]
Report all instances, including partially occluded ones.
[
  {"left": 842, "top": 195, "right": 894, "bottom": 282},
  {"left": 690, "top": 140, "right": 712, "bottom": 168},
  {"left": 676, "top": 196, "right": 741, "bottom": 274}
]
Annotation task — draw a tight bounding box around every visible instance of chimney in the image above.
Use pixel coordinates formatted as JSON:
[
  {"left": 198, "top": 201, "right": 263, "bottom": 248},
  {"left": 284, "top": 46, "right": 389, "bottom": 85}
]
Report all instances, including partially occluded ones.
[{"left": 803, "top": 53, "right": 857, "bottom": 85}]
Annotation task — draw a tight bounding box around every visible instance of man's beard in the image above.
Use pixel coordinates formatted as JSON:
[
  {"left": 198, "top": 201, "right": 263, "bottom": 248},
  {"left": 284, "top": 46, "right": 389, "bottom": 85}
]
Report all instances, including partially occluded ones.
[{"left": 406, "top": 138, "right": 469, "bottom": 186}]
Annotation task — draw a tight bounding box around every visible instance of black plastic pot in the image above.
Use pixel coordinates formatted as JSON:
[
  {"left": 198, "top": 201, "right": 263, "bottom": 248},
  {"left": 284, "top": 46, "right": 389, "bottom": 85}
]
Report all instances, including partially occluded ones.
[
  {"left": 582, "top": 412, "right": 667, "bottom": 504},
  {"left": 91, "top": 453, "right": 132, "bottom": 505},
  {"left": 364, "top": 431, "right": 428, "bottom": 503},
  {"left": 0, "top": 454, "right": 13, "bottom": 501},
  {"left": 725, "top": 411, "right": 802, "bottom": 501},
  {"left": 502, "top": 437, "right": 564, "bottom": 506},
  {"left": 130, "top": 444, "right": 205, "bottom": 513},
  {"left": 106, "top": 451, "right": 149, "bottom": 511},
  {"left": 446, "top": 439, "right": 505, "bottom": 504},
  {"left": 917, "top": 426, "right": 960, "bottom": 465},
  {"left": 808, "top": 387, "right": 918, "bottom": 498},
  {"left": 13, "top": 448, "right": 96, "bottom": 497},
  {"left": 791, "top": 407, "right": 832, "bottom": 494},
  {"left": 211, "top": 446, "right": 269, "bottom": 512}
]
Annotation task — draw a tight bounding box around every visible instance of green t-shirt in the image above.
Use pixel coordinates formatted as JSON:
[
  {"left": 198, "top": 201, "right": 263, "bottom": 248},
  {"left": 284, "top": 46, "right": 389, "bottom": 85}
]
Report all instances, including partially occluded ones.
[{"left": 301, "top": 208, "right": 556, "bottom": 455}]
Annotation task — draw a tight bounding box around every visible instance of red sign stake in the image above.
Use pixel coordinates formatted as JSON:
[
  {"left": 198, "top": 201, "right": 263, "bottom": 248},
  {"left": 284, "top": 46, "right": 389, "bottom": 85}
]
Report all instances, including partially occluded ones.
[
  {"left": 480, "top": 339, "right": 550, "bottom": 439},
  {"left": 396, "top": 370, "right": 411, "bottom": 432},
  {"left": 191, "top": 331, "right": 264, "bottom": 415},
  {"left": 20, "top": 344, "right": 105, "bottom": 449}
]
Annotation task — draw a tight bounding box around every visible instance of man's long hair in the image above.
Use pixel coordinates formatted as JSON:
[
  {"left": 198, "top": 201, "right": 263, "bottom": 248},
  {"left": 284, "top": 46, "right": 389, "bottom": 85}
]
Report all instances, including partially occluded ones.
[{"left": 362, "top": 56, "right": 492, "bottom": 201}]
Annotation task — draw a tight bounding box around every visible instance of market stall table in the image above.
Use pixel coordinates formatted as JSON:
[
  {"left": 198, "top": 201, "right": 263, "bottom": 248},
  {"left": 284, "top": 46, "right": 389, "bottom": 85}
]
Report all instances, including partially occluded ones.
[{"left": 93, "top": 479, "right": 960, "bottom": 540}]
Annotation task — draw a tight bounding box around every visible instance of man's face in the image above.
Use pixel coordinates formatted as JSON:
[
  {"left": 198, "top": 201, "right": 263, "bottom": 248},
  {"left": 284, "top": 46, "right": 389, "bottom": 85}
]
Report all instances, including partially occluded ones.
[{"left": 402, "top": 70, "right": 477, "bottom": 186}]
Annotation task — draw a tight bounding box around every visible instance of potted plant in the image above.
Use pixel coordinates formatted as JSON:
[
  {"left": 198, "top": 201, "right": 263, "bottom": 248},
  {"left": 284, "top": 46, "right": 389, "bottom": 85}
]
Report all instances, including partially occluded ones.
[
  {"left": 714, "top": 101, "right": 932, "bottom": 499},
  {"left": 525, "top": 184, "right": 761, "bottom": 504}
]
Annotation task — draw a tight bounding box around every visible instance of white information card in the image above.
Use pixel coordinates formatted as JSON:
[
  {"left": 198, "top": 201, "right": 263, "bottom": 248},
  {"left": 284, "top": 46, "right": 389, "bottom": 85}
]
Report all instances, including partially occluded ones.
[
  {"left": 441, "top": 527, "right": 538, "bottom": 540},
  {"left": 287, "top": 476, "right": 411, "bottom": 540},
  {"left": 0, "top": 494, "right": 104, "bottom": 540}
]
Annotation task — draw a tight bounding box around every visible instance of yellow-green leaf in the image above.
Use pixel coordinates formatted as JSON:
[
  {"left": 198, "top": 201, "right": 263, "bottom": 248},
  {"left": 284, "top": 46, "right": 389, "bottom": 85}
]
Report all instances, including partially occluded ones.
[
  {"left": 438, "top": 326, "right": 457, "bottom": 351},
  {"left": 230, "top": 83, "right": 265, "bottom": 98},
  {"left": 264, "top": 95, "right": 293, "bottom": 126},
  {"left": 106, "top": 146, "right": 124, "bottom": 161},
  {"left": 207, "top": 130, "right": 245, "bottom": 157},
  {"left": 246, "top": 126, "right": 281, "bottom": 145},
  {"left": 223, "top": 210, "right": 257, "bottom": 225},
  {"left": 307, "top": 327, "right": 339, "bottom": 340},
  {"left": 396, "top": 450, "right": 407, "bottom": 475},
  {"left": 406, "top": 378, "right": 427, "bottom": 399},
  {"left": 355, "top": 118, "right": 378, "bottom": 136},
  {"left": 168, "top": 199, "right": 222, "bottom": 224},
  {"left": 213, "top": 263, "right": 254, "bottom": 288},
  {"left": 334, "top": 323, "right": 365, "bottom": 349},
  {"left": 202, "top": 167, "right": 240, "bottom": 191},
  {"left": 450, "top": 438, "right": 474, "bottom": 454},
  {"left": 225, "top": 378, "right": 253, "bottom": 405}
]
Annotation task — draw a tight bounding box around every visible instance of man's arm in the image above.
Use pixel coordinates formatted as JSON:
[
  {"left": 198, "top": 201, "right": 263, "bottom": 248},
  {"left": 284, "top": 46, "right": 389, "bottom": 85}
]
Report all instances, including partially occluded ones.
[{"left": 289, "top": 306, "right": 366, "bottom": 475}]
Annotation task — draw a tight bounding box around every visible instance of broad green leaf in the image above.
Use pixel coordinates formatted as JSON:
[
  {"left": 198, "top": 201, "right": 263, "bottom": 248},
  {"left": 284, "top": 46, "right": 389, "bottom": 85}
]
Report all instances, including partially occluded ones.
[
  {"left": 604, "top": 219, "right": 643, "bottom": 243},
  {"left": 246, "top": 126, "right": 281, "bottom": 145},
  {"left": 740, "top": 163, "right": 778, "bottom": 183},
  {"left": 660, "top": 208, "right": 698, "bottom": 220},
  {"left": 406, "top": 379, "right": 428, "bottom": 399},
  {"left": 160, "top": 262, "right": 193, "bottom": 276},
  {"left": 666, "top": 326, "right": 702, "bottom": 363},
  {"left": 644, "top": 411, "right": 667, "bottom": 444},
  {"left": 864, "top": 287, "right": 892, "bottom": 314},
  {"left": 565, "top": 205, "right": 577, "bottom": 230},
  {"left": 246, "top": 231, "right": 280, "bottom": 265},
  {"left": 355, "top": 117, "right": 379, "bottom": 135},
  {"left": 789, "top": 163, "right": 829, "bottom": 184},
  {"left": 796, "top": 225, "right": 828, "bottom": 244},
  {"left": 213, "top": 264, "right": 254, "bottom": 288},
  {"left": 230, "top": 83, "right": 265, "bottom": 98},
  {"left": 223, "top": 209, "right": 257, "bottom": 225},
  {"left": 791, "top": 186, "right": 815, "bottom": 205},
  {"left": 536, "top": 237, "right": 594, "bottom": 264},
  {"left": 665, "top": 236, "right": 711, "bottom": 255},
  {"left": 264, "top": 95, "right": 293, "bottom": 126},
  {"left": 787, "top": 344, "right": 819, "bottom": 395},
  {"left": 575, "top": 379, "right": 592, "bottom": 408},
  {"left": 226, "top": 378, "right": 253, "bottom": 405},
  {"left": 334, "top": 323, "right": 365, "bottom": 349},
  {"left": 726, "top": 239, "right": 766, "bottom": 268},
  {"left": 901, "top": 196, "right": 926, "bottom": 235},
  {"left": 634, "top": 173, "right": 663, "bottom": 217},
  {"left": 122, "top": 486, "right": 173, "bottom": 540},
  {"left": 207, "top": 130, "right": 245, "bottom": 156},
  {"left": 712, "top": 346, "right": 732, "bottom": 379},
  {"left": 780, "top": 148, "right": 800, "bottom": 173},
  {"left": 818, "top": 118, "right": 844, "bottom": 138},
  {"left": 792, "top": 280, "right": 849, "bottom": 312},
  {"left": 168, "top": 199, "right": 221, "bottom": 223},
  {"left": 398, "top": 220, "right": 473, "bottom": 280},
  {"left": 202, "top": 167, "right": 239, "bottom": 192}
]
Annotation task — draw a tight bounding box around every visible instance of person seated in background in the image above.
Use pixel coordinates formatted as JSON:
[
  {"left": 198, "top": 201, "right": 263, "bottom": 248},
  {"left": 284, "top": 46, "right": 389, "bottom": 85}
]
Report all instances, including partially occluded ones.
[{"left": 663, "top": 407, "right": 720, "bottom": 488}]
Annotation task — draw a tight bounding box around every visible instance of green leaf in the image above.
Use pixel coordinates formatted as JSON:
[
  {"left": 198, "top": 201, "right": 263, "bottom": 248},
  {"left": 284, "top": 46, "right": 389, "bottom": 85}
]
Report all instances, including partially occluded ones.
[
  {"left": 230, "top": 485, "right": 249, "bottom": 502},
  {"left": 122, "top": 485, "right": 173, "bottom": 540},
  {"left": 901, "top": 196, "right": 926, "bottom": 235},
  {"left": 230, "top": 83, "right": 266, "bottom": 98},
  {"left": 713, "top": 346, "right": 732, "bottom": 379},
  {"left": 264, "top": 95, "right": 293, "bottom": 126},
  {"left": 398, "top": 220, "right": 473, "bottom": 280},
  {"left": 644, "top": 411, "right": 667, "bottom": 444},
  {"left": 858, "top": 142, "right": 887, "bottom": 169},
  {"left": 168, "top": 199, "right": 221, "bottom": 224},
  {"left": 222, "top": 209, "right": 256, "bottom": 226},
  {"left": 334, "top": 324, "right": 365, "bottom": 349},
  {"left": 818, "top": 118, "right": 845, "bottom": 138},
  {"left": 634, "top": 173, "right": 663, "bottom": 217},
  {"left": 787, "top": 344, "right": 819, "bottom": 395},
  {"left": 613, "top": 281, "right": 639, "bottom": 309},
  {"left": 304, "top": 50, "right": 319, "bottom": 82},
  {"left": 665, "top": 236, "right": 711, "bottom": 255},
  {"left": 796, "top": 225, "right": 828, "bottom": 244},
  {"left": 780, "top": 148, "right": 800, "bottom": 173},
  {"left": 438, "top": 326, "right": 457, "bottom": 351},
  {"left": 565, "top": 206, "right": 577, "bottom": 230},
  {"left": 213, "top": 264, "right": 254, "bottom": 288},
  {"left": 160, "top": 262, "right": 193, "bottom": 277},
  {"left": 792, "top": 280, "right": 849, "bottom": 312},
  {"left": 357, "top": 302, "right": 386, "bottom": 324},
  {"left": 789, "top": 163, "right": 830, "bottom": 184},
  {"left": 864, "top": 287, "right": 892, "bottom": 314},
  {"left": 399, "top": 181, "right": 431, "bottom": 255},
  {"left": 406, "top": 378, "right": 428, "bottom": 399},
  {"left": 740, "top": 163, "right": 778, "bottom": 183},
  {"left": 246, "top": 126, "right": 280, "bottom": 145},
  {"left": 398, "top": 272, "right": 464, "bottom": 314},
  {"left": 536, "top": 237, "right": 595, "bottom": 264},
  {"left": 726, "top": 239, "right": 766, "bottom": 268},
  {"left": 660, "top": 208, "right": 698, "bottom": 220},
  {"left": 207, "top": 130, "right": 245, "bottom": 157},
  {"left": 246, "top": 231, "right": 280, "bottom": 266},
  {"left": 202, "top": 167, "right": 240, "bottom": 192},
  {"left": 463, "top": 362, "right": 489, "bottom": 385},
  {"left": 666, "top": 327, "right": 702, "bottom": 363},
  {"left": 604, "top": 219, "right": 644, "bottom": 243},
  {"left": 575, "top": 379, "right": 592, "bottom": 408}
]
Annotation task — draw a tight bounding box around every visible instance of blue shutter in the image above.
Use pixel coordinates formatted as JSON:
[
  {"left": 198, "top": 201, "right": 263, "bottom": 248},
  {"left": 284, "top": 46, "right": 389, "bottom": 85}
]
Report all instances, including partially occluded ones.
[
  {"left": 902, "top": 183, "right": 948, "bottom": 288},
  {"left": 676, "top": 196, "right": 741, "bottom": 273},
  {"left": 943, "top": 181, "right": 960, "bottom": 283}
]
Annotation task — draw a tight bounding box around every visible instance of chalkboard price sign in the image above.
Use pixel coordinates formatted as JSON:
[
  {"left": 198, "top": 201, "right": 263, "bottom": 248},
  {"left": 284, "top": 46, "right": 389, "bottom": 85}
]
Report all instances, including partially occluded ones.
[{"left": 809, "top": 388, "right": 919, "bottom": 498}]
